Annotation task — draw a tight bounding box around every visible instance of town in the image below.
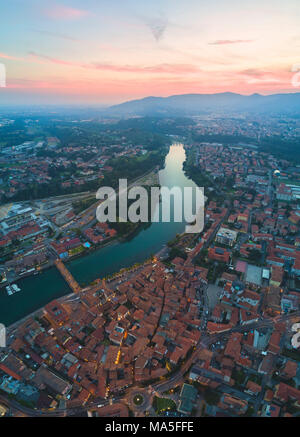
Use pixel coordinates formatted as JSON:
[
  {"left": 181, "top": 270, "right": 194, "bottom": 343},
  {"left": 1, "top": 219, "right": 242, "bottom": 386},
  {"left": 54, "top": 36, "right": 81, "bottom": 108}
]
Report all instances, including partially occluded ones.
[{"left": 0, "top": 119, "right": 300, "bottom": 417}]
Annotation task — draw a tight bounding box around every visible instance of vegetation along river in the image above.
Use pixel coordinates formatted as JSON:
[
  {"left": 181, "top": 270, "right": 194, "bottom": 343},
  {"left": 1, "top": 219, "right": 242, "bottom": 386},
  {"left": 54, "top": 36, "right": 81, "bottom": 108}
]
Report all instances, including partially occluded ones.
[{"left": 1, "top": 144, "right": 199, "bottom": 325}]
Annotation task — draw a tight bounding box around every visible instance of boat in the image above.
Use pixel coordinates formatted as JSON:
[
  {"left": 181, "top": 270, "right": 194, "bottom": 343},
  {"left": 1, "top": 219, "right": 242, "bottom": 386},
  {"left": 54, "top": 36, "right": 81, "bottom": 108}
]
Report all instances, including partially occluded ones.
[
  {"left": 19, "top": 268, "right": 35, "bottom": 276},
  {"left": 11, "top": 284, "right": 21, "bottom": 293},
  {"left": 5, "top": 284, "right": 21, "bottom": 295},
  {"left": 6, "top": 286, "right": 13, "bottom": 296}
]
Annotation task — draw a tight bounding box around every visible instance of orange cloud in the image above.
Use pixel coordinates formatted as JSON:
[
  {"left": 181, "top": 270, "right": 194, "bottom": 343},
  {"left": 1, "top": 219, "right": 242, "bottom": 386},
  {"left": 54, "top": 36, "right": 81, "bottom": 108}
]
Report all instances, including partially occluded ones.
[
  {"left": 28, "top": 51, "right": 78, "bottom": 67},
  {"left": 209, "top": 40, "right": 254, "bottom": 45},
  {"left": 4, "top": 71, "right": 297, "bottom": 105},
  {"left": 238, "top": 68, "right": 291, "bottom": 85},
  {"left": 0, "top": 52, "right": 23, "bottom": 61},
  {"left": 42, "top": 3, "right": 89, "bottom": 20},
  {"left": 92, "top": 63, "right": 200, "bottom": 74},
  {"left": 27, "top": 52, "right": 200, "bottom": 74}
]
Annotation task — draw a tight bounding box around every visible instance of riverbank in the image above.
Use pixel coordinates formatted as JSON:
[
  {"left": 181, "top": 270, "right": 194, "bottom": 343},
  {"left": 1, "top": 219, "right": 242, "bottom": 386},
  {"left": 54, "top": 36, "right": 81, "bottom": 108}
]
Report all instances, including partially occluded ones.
[
  {"left": 0, "top": 143, "right": 199, "bottom": 326},
  {"left": 7, "top": 254, "right": 157, "bottom": 332},
  {"left": 0, "top": 168, "right": 161, "bottom": 289}
]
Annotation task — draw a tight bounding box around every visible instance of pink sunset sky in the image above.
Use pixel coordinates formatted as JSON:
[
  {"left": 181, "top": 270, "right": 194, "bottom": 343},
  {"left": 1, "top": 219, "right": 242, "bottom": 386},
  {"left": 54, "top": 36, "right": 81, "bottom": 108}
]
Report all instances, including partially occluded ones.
[{"left": 1, "top": 0, "right": 300, "bottom": 105}]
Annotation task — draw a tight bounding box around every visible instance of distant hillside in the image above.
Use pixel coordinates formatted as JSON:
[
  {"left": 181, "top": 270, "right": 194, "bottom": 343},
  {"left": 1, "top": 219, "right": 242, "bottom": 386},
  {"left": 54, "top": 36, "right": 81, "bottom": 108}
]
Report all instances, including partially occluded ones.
[{"left": 106, "top": 92, "right": 300, "bottom": 116}]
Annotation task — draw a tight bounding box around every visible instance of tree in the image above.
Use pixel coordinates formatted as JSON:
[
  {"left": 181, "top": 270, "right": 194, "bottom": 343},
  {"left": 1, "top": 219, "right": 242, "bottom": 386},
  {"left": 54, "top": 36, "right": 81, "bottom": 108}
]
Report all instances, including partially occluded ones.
[{"left": 204, "top": 388, "right": 221, "bottom": 405}]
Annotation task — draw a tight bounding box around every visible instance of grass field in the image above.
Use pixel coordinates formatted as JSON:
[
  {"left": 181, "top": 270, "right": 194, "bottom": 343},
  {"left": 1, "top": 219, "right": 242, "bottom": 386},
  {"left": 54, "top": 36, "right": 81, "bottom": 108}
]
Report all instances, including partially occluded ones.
[
  {"left": 153, "top": 396, "right": 177, "bottom": 413},
  {"left": 68, "top": 245, "right": 85, "bottom": 256}
]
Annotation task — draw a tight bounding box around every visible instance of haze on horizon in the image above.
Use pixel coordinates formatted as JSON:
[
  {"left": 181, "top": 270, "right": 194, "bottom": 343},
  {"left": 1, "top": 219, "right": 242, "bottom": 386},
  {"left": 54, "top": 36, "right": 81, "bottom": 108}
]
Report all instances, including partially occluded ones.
[{"left": 1, "top": 0, "right": 300, "bottom": 105}]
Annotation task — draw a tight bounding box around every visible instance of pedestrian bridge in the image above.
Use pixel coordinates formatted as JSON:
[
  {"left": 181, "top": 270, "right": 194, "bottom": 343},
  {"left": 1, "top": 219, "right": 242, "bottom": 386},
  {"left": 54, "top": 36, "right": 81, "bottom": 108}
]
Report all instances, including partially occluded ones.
[{"left": 54, "top": 259, "right": 81, "bottom": 294}]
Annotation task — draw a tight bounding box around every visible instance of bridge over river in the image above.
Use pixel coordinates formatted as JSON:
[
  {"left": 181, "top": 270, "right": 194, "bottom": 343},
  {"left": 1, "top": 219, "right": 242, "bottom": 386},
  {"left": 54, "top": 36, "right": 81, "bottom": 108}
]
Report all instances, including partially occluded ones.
[{"left": 0, "top": 144, "right": 200, "bottom": 326}]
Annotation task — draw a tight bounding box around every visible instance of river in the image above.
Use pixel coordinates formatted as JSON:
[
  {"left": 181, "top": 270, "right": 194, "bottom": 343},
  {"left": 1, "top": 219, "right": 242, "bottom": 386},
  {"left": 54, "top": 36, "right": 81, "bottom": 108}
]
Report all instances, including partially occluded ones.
[{"left": 0, "top": 143, "right": 198, "bottom": 326}]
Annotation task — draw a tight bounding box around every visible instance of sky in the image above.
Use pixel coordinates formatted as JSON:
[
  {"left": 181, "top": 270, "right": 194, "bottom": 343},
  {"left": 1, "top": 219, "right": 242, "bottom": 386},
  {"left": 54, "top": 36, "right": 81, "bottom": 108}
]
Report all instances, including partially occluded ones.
[{"left": 1, "top": 0, "right": 300, "bottom": 105}]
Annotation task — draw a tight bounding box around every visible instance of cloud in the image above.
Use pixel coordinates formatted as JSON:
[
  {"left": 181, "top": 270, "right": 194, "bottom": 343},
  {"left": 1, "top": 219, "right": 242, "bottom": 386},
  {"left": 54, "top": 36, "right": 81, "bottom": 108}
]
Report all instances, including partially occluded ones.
[
  {"left": 209, "top": 39, "right": 254, "bottom": 45},
  {"left": 33, "top": 30, "right": 79, "bottom": 42},
  {"left": 42, "top": 3, "right": 89, "bottom": 20},
  {"left": 27, "top": 51, "right": 200, "bottom": 74},
  {"left": 28, "top": 51, "right": 78, "bottom": 67},
  {"left": 92, "top": 62, "right": 200, "bottom": 74},
  {"left": 240, "top": 69, "right": 271, "bottom": 77},
  {"left": 246, "top": 77, "right": 282, "bottom": 84},
  {"left": 0, "top": 52, "right": 23, "bottom": 61},
  {"left": 238, "top": 68, "right": 289, "bottom": 85}
]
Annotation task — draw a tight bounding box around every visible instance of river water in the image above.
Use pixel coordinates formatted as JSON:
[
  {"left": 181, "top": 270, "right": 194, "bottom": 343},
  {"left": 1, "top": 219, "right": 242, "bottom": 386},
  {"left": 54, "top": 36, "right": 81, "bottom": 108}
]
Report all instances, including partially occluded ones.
[{"left": 0, "top": 144, "right": 198, "bottom": 326}]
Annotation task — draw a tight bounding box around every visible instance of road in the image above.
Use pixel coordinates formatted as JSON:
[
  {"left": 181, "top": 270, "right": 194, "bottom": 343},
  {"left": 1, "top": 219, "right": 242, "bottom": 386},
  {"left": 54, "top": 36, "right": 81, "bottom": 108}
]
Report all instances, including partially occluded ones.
[
  {"left": 2, "top": 303, "right": 300, "bottom": 416},
  {"left": 152, "top": 310, "right": 300, "bottom": 395}
]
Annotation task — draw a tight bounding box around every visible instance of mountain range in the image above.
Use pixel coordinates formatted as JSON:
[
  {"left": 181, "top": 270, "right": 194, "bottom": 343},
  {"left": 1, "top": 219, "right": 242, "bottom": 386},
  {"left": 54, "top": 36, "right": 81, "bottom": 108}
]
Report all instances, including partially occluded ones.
[{"left": 106, "top": 92, "right": 300, "bottom": 117}]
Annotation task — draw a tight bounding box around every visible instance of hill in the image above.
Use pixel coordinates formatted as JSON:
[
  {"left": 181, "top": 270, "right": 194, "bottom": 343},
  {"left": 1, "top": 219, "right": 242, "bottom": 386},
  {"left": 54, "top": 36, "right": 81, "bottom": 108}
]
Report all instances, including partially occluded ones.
[{"left": 106, "top": 92, "right": 300, "bottom": 117}]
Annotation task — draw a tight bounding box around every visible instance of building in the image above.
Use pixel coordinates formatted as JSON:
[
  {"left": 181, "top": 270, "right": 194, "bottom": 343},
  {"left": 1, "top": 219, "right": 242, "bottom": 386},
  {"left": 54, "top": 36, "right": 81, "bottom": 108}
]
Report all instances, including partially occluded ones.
[
  {"left": 245, "top": 264, "right": 263, "bottom": 287},
  {"left": 215, "top": 227, "right": 238, "bottom": 247},
  {"left": 245, "top": 380, "right": 261, "bottom": 396},
  {"left": 264, "top": 286, "right": 282, "bottom": 315},
  {"left": 253, "top": 328, "right": 271, "bottom": 350},
  {"left": 218, "top": 394, "right": 248, "bottom": 415},
  {"left": 281, "top": 293, "right": 299, "bottom": 313},
  {"left": 208, "top": 247, "right": 230, "bottom": 263},
  {"left": 178, "top": 383, "right": 198, "bottom": 415},
  {"left": 276, "top": 184, "right": 293, "bottom": 202},
  {"left": 261, "top": 404, "right": 281, "bottom": 417},
  {"left": 274, "top": 382, "right": 300, "bottom": 405},
  {"left": 270, "top": 266, "right": 284, "bottom": 287},
  {"left": 32, "top": 365, "right": 72, "bottom": 397},
  {"left": 0, "top": 203, "right": 36, "bottom": 233}
]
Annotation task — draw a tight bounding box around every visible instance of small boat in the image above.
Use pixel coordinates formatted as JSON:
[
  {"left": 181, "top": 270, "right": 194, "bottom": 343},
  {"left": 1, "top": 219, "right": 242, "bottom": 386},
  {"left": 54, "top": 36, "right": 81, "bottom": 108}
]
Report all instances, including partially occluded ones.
[
  {"left": 11, "top": 284, "right": 21, "bottom": 293},
  {"left": 6, "top": 286, "right": 13, "bottom": 296},
  {"left": 5, "top": 284, "right": 21, "bottom": 295}
]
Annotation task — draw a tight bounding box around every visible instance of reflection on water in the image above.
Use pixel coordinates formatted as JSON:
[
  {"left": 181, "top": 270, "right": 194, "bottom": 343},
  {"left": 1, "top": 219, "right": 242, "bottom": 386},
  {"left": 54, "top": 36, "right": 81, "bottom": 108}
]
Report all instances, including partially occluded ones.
[{"left": 0, "top": 144, "right": 199, "bottom": 325}]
